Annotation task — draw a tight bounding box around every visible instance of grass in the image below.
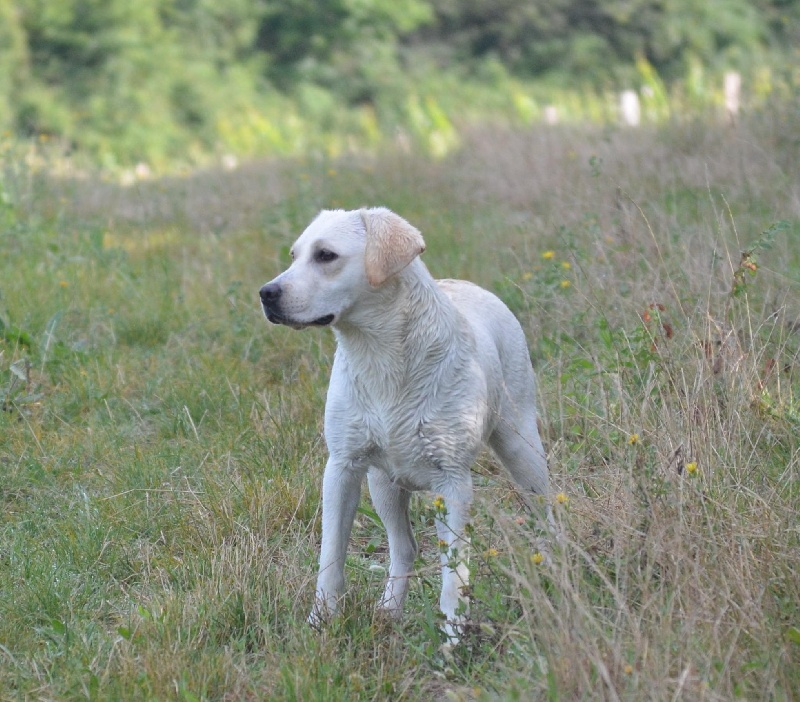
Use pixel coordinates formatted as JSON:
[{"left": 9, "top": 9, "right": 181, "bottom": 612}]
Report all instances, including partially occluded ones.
[{"left": 1, "top": 108, "right": 799, "bottom": 700}]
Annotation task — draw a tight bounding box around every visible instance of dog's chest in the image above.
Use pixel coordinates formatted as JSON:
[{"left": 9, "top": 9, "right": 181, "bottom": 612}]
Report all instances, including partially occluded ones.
[
  {"left": 375, "top": 422, "right": 463, "bottom": 491},
  {"left": 328, "top": 335, "right": 487, "bottom": 488},
  {"left": 349, "top": 389, "right": 479, "bottom": 490}
]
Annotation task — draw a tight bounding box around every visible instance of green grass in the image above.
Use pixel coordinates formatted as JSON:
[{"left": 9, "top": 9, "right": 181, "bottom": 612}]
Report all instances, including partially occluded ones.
[{"left": 1, "top": 111, "right": 799, "bottom": 700}]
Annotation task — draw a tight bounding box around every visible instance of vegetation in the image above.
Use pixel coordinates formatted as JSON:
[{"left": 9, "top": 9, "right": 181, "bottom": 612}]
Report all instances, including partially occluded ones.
[
  {"left": 1, "top": 0, "right": 799, "bottom": 168},
  {"left": 1, "top": 108, "right": 799, "bottom": 699}
]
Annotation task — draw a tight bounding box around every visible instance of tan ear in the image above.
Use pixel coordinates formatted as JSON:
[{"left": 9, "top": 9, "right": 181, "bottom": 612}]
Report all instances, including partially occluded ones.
[{"left": 361, "top": 208, "right": 426, "bottom": 287}]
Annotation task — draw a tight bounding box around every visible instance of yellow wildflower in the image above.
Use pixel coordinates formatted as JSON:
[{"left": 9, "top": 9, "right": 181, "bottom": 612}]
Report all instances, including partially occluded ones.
[
  {"left": 542, "top": 250, "right": 555, "bottom": 260},
  {"left": 561, "top": 261, "right": 571, "bottom": 269},
  {"left": 531, "top": 552, "right": 545, "bottom": 565},
  {"left": 59, "top": 280, "right": 69, "bottom": 288},
  {"left": 628, "top": 434, "right": 639, "bottom": 445},
  {"left": 484, "top": 548, "right": 499, "bottom": 558},
  {"left": 522, "top": 271, "right": 533, "bottom": 281},
  {"left": 624, "top": 664, "right": 634, "bottom": 675},
  {"left": 432, "top": 495, "right": 445, "bottom": 510},
  {"left": 560, "top": 280, "right": 571, "bottom": 288},
  {"left": 686, "top": 461, "right": 698, "bottom": 475},
  {"left": 555, "top": 492, "right": 569, "bottom": 505}
]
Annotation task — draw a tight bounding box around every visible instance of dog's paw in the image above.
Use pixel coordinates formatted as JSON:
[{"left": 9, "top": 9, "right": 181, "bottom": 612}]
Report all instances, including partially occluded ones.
[
  {"left": 376, "top": 593, "right": 406, "bottom": 618},
  {"left": 440, "top": 639, "right": 457, "bottom": 659},
  {"left": 440, "top": 617, "right": 465, "bottom": 647},
  {"left": 307, "top": 603, "right": 331, "bottom": 631}
]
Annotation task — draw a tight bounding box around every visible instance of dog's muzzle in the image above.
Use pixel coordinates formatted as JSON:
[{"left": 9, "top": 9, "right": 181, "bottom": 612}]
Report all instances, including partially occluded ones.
[
  {"left": 259, "top": 283, "right": 284, "bottom": 324},
  {"left": 259, "top": 282, "right": 281, "bottom": 306},
  {"left": 259, "top": 283, "right": 335, "bottom": 327}
]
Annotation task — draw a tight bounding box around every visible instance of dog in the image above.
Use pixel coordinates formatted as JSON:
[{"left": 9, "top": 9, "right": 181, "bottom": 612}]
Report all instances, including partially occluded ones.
[{"left": 259, "top": 207, "right": 553, "bottom": 640}]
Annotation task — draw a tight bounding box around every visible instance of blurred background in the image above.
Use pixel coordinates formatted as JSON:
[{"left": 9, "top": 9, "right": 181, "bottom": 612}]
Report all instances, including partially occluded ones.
[
  {"left": 1, "top": 4, "right": 799, "bottom": 699},
  {"left": 0, "top": 0, "right": 798, "bottom": 172}
]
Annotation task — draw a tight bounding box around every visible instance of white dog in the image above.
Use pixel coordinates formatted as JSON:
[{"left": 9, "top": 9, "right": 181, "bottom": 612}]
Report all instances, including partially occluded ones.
[{"left": 259, "top": 208, "right": 552, "bottom": 639}]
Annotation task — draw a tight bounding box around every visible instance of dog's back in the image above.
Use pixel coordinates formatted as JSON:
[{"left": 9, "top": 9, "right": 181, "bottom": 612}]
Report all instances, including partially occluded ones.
[{"left": 437, "top": 278, "right": 539, "bottom": 410}]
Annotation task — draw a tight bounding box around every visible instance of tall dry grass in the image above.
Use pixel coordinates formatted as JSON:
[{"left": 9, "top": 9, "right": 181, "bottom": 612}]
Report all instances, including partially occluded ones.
[{"left": 1, "top": 110, "right": 798, "bottom": 700}]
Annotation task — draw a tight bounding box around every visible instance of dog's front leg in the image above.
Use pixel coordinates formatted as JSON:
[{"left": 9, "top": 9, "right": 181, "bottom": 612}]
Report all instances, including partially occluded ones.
[
  {"left": 367, "top": 468, "right": 418, "bottom": 616},
  {"left": 435, "top": 478, "right": 473, "bottom": 641},
  {"left": 309, "top": 457, "right": 364, "bottom": 627}
]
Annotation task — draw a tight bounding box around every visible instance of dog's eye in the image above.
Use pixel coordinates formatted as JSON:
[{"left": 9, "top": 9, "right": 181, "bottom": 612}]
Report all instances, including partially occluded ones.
[{"left": 315, "top": 249, "right": 338, "bottom": 263}]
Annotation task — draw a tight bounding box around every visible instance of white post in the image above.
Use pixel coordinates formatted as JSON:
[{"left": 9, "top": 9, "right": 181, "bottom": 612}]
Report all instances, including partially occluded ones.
[
  {"left": 620, "top": 90, "right": 641, "bottom": 126},
  {"left": 724, "top": 71, "right": 741, "bottom": 123}
]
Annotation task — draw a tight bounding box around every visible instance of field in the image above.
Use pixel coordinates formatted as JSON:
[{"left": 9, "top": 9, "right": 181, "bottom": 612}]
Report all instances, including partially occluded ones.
[{"left": 1, "top": 113, "right": 799, "bottom": 700}]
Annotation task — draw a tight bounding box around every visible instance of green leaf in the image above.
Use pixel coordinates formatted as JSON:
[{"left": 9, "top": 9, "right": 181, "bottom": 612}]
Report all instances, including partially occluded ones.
[
  {"left": 356, "top": 505, "right": 384, "bottom": 528},
  {"left": 757, "top": 220, "right": 789, "bottom": 250},
  {"left": 50, "top": 619, "right": 66, "bottom": 635},
  {"left": 1, "top": 324, "right": 33, "bottom": 348},
  {"left": 745, "top": 220, "right": 789, "bottom": 255},
  {"left": 787, "top": 626, "right": 800, "bottom": 645}
]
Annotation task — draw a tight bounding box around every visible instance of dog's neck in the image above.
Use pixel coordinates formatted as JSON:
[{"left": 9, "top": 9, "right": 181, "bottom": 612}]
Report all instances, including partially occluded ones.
[{"left": 332, "top": 259, "right": 462, "bottom": 391}]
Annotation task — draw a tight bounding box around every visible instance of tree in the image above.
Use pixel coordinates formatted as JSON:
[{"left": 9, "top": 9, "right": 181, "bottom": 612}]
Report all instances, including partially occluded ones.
[
  {"left": 257, "top": 0, "right": 434, "bottom": 103},
  {"left": 0, "top": 0, "right": 27, "bottom": 130}
]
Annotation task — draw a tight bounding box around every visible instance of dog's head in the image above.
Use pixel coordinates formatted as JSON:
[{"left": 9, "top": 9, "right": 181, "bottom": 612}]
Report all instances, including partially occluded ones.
[{"left": 259, "top": 207, "right": 426, "bottom": 329}]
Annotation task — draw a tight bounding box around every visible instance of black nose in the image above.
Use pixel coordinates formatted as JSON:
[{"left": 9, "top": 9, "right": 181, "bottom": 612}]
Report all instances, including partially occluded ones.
[{"left": 260, "top": 283, "right": 281, "bottom": 305}]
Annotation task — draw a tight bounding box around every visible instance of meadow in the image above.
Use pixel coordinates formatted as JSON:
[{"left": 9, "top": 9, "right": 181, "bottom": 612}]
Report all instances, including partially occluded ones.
[{"left": 1, "top": 111, "right": 799, "bottom": 700}]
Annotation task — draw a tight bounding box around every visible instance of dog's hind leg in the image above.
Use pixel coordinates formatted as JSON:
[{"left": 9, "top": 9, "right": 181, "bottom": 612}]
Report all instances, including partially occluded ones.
[
  {"left": 367, "top": 468, "right": 418, "bottom": 616},
  {"left": 489, "top": 416, "right": 555, "bottom": 533}
]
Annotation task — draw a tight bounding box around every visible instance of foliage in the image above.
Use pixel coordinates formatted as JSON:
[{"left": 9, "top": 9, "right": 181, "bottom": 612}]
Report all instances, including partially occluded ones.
[
  {"left": 0, "top": 0, "right": 798, "bottom": 167},
  {"left": 422, "top": 0, "right": 771, "bottom": 82}
]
